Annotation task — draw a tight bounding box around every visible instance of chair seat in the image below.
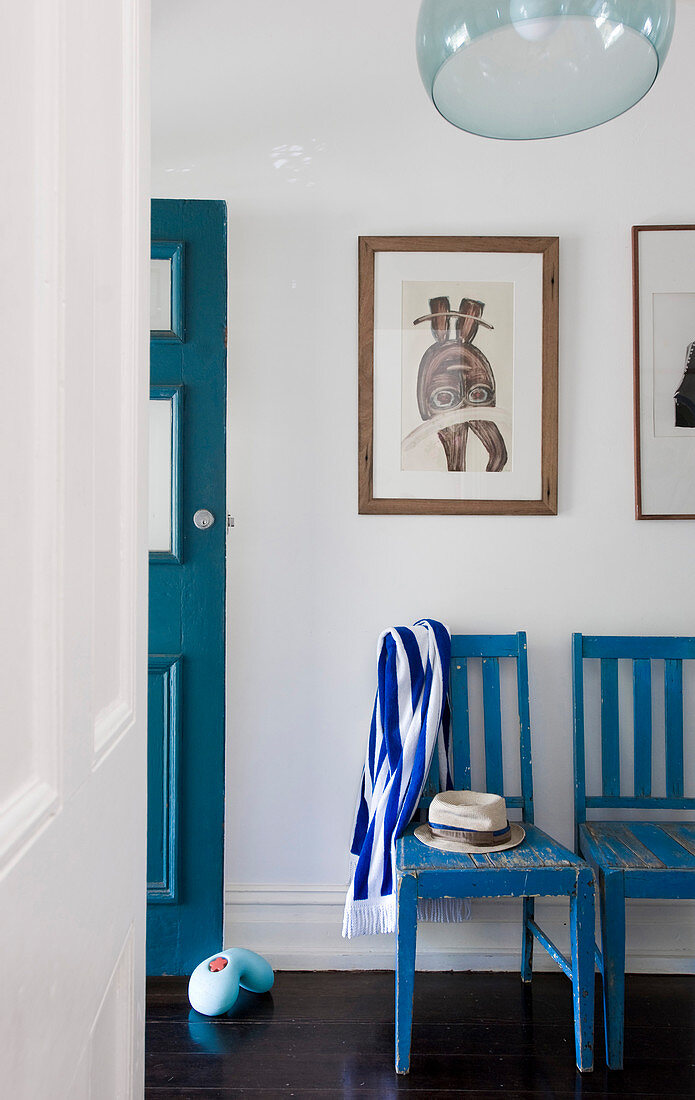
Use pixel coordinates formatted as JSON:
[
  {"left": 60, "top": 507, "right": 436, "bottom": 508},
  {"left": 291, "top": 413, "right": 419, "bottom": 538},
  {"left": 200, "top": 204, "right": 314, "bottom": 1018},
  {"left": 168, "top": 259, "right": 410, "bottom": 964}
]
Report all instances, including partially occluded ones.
[
  {"left": 579, "top": 821, "right": 695, "bottom": 871},
  {"left": 397, "top": 822, "right": 585, "bottom": 873}
]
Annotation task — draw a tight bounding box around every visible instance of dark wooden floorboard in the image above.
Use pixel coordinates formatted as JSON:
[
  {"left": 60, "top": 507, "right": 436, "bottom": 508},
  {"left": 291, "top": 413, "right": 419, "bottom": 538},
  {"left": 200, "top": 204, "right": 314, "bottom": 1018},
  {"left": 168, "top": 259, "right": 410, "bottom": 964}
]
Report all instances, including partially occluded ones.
[
  {"left": 143, "top": 1095, "right": 695, "bottom": 1100},
  {"left": 147, "top": 1020, "right": 583, "bottom": 1058},
  {"left": 145, "top": 971, "right": 695, "bottom": 1098},
  {"left": 143, "top": 1093, "right": 621, "bottom": 1099}
]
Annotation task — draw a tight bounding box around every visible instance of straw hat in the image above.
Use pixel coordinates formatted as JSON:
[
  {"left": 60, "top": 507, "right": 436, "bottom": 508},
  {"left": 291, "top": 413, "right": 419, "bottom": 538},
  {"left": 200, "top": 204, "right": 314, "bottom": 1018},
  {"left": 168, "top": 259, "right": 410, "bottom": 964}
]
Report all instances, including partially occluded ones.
[{"left": 414, "top": 790, "right": 525, "bottom": 854}]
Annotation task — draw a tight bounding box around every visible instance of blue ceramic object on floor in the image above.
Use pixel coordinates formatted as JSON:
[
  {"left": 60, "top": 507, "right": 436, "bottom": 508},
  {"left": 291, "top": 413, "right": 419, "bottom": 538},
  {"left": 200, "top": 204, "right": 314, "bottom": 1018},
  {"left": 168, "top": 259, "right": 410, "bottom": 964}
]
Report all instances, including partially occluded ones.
[{"left": 188, "top": 948, "right": 274, "bottom": 1016}]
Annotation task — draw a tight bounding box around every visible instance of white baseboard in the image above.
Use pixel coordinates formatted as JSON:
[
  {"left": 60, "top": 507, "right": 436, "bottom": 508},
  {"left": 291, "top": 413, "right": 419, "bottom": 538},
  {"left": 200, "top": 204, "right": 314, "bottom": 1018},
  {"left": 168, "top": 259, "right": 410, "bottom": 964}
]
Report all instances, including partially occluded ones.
[{"left": 225, "top": 883, "right": 695, "bottom": 973}]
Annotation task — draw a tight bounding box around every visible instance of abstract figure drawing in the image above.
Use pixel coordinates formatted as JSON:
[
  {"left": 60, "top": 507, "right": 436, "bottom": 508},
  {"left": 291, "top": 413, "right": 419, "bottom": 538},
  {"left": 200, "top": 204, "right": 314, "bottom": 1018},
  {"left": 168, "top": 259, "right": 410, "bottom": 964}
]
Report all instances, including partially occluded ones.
[{"left": 413, "top": 296, "right": 508, "bottom": 472}]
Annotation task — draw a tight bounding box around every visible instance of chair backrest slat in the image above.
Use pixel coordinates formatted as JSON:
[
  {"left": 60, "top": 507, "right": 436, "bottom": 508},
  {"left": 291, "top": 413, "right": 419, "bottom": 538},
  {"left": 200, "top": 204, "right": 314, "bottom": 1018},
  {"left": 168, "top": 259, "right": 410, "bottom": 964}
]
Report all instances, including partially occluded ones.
[
  {"left": 665, "top": 658, "right": 684, "bottom": 798},
  {"left": 421, "top": 632, "right": 534, "bottom": 823},
  {"left": 600, "top": 658, "right": 620, "bottom": 797},
  {"left": 573, "top": 633, "right": 692, "bottom": 828},
  {"left": 449, "top": 658, "right": 471, "bottom": 791},
  {"left": 632, "top": 658, "right": 652, "bottom": 797},
  {"left": 452, "top": 635, "right": 519, "bottom": 658},
  {"left": 517, "top": 634, "right": 534, "bottom": 825},
  {"left": 586, "top": 795, "right": 695, "bottom": 809},
  {"left": 582, "top": 636, "right": 695, "bottom": 660},
  {"left": 482, "top": 656, "right": 504, "bottom": 795},
  {"left": 572, "top": 634, "right": 587, "bottom": 845}
]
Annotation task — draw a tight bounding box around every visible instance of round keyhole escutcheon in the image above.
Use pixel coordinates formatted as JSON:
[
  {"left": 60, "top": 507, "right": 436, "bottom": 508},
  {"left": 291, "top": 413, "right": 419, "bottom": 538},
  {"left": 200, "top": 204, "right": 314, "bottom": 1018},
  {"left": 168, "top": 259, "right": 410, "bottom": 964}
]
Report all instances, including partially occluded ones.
[{"left": 193, "top": 509, "right": 215, "bottom": 530}]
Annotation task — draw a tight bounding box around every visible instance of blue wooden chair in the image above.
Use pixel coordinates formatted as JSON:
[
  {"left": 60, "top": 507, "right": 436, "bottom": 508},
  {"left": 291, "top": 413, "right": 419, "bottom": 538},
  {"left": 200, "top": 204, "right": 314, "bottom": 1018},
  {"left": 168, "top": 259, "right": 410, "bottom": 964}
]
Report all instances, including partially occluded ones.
[
  {"left": 395, "top": 633, "right": 595, "bottom": 1075},
  {"left": 573, "top": 633, "right": 695, "bottom": 1070}
]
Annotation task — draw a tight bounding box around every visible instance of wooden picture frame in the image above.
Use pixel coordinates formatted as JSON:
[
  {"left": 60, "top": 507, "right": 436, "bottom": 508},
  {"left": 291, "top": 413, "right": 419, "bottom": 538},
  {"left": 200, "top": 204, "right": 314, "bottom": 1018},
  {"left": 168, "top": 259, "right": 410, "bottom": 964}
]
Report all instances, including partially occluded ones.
[
  {"left": 358, "top": 236, "right": 558, "bottom": 515},
  {"left": 633, "top": 225, "right": 695, "bottom": 520}
]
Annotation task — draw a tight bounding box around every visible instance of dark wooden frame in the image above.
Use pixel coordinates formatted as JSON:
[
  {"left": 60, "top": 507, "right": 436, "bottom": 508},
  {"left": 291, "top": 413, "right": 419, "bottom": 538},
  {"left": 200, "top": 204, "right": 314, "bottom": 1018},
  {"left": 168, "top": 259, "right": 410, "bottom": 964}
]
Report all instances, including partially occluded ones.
[
  {"left": 632, "top": 224, "right": 695, "bottom": 520},
  {"left": 358, "top": 235, "right": 559, "bottom": 515}
]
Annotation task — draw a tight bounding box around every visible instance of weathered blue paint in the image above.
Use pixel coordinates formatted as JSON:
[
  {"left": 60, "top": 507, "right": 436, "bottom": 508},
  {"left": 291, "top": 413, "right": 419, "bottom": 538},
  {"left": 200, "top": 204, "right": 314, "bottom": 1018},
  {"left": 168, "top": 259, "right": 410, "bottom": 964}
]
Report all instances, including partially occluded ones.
[
  {"left": 450, "top": 634, "right": 519, "bottom": 657},
  {"left": 581, "top": 635, "right": 695, "bottom": 659},
  {"left": 147, "top": 200, "right": 227, "bottom": 975},
  {"left": 581, "top": 822, "right": 661, "bottom": 868},
  {"left": 630, "top": 822, "right": 695, "bottom": 868},
  {"left": 600, "top": 659, "right": 620, "bottom": 797},
  {"left": 516, "top": 635, "right": 534, "bottom": 824},
  {"left": 572, "top": 633, "right": 587, "bottom": 852},
  {"left": 665, "top": 659, "right": 684, "bottom": 798},
  {"left": 482, "top": 657, "right": 504, "bottom": 794},
  {"left": 624, "top": 869, "right": 695, "bottom": 897},
  {"left": 395, "top": 873, "right": 418, "bottom": 1074},
  {"left": 573, "top": 633, "right": 695, "bottom": 1069},
  {"left": 585, "top": 794, "right": 695, "bottom": 809},
  {"left": 664, "top": 822, "right": 695, "bottom": 854},
  {"left": 394, "top": 632, "right": 595, "bottom": 1076},
  {"left": 632, "top": 658, "right": 652, "bottom": 797},
  {"left": 410, "top": 864, "right": 584, "bottom": 898},
  {"left": 570, "top": 872, "right": 597, "bottom": 1073}
]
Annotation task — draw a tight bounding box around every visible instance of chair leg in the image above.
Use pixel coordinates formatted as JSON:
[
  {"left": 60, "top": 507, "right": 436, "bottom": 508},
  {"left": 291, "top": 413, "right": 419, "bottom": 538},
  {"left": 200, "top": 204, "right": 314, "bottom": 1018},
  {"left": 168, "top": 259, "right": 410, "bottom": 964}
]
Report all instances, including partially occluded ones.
[
  {"left": 569, "top": 870, "right": 595, "bottom": 1073},
  {"left": 598, "top": 868, "right": 626, "bottom": 1071},
  {"left": 395, "top": 872, "right": 418, "bottom": 1074},
  {"left": 521, "top": 896, "right": 534, "bottom": 983}
]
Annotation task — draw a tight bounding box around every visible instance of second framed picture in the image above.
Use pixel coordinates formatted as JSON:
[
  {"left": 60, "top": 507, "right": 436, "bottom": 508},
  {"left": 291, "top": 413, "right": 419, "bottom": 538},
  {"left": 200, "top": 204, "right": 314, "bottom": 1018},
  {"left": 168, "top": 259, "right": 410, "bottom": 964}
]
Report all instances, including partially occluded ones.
[
  {"left": 358, "top": 235, "right": 558, "bottom": 515},
  {"left": 633, "top": 224, "right": 695, "bottom": 520}
]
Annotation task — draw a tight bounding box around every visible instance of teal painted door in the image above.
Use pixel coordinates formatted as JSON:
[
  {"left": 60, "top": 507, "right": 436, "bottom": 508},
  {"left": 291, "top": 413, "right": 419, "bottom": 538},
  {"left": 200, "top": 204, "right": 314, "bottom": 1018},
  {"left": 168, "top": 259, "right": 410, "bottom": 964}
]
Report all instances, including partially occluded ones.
[{"left": 147, "top": 199, "right": 227, "bottom": 974}]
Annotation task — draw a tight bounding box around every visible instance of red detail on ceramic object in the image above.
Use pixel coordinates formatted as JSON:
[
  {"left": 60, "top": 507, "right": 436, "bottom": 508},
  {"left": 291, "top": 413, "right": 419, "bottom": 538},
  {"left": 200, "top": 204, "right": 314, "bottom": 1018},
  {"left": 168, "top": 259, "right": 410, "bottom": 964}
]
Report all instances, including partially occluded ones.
[{"left": 209, "top": 956, "right": 228, "bottom": 972}]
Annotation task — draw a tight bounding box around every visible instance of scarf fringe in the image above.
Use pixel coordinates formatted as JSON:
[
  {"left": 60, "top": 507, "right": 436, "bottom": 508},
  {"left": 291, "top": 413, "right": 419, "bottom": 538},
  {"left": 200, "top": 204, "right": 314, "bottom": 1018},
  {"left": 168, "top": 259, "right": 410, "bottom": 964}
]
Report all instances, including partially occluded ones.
[
  {"left": 342, "top": 897, "right": 395, "bottom": 939},
  {"left": 418, "top": 897, "right": 470, "bottom": 922},
  {"left": 342, "top": 895, "right": 470, "bottom": 938}
]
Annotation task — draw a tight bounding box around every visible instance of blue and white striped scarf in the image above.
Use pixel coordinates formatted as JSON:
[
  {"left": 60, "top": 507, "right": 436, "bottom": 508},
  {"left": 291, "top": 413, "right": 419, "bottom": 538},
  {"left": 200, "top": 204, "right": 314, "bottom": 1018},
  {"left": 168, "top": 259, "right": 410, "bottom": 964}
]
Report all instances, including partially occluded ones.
[{"left": 342, "top": 619, "right": 468, "bottom": 938}]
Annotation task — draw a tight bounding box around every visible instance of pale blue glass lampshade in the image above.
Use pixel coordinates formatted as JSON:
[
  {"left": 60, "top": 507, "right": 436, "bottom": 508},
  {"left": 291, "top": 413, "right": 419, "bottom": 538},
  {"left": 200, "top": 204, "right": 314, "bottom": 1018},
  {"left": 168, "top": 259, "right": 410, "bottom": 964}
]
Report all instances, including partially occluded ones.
[{"left": 416, "top": 0, "right": 675, "bottom": 139}]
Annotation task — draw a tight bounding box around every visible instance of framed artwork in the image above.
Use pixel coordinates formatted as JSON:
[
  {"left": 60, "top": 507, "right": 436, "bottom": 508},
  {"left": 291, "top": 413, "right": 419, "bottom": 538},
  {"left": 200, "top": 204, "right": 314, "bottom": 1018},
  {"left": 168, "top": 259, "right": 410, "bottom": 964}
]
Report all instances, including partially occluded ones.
[
  {"left": 358, "top": 236, "right": 558, "bottom": 515},
  {"left": 633, "top": 225, "right": 695, "bottom": 520}
]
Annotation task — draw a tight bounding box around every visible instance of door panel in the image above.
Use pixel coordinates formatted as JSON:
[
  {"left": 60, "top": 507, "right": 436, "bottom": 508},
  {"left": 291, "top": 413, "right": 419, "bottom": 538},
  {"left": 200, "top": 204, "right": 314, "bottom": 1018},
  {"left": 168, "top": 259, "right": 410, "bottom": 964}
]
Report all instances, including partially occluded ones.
[
  {"left": 147, "top": 654, "right": 181, "bottom": 902},
  {"left": 0, "top": 0, "right": 148, "bottom": 1095},
  {"left": 147, "top": 199, "right": 227, "bottom": 975},
  {"left": 149, "top": 385, "right": 183, "bottom": 560}
]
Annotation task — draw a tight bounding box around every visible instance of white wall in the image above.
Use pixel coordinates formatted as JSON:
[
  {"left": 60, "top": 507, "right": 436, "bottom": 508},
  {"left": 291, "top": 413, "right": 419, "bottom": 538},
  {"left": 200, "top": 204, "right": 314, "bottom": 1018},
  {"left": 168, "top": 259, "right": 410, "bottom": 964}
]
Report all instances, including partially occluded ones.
[{"left": 152, "top": 0, "right": 695, "bottom": 970}]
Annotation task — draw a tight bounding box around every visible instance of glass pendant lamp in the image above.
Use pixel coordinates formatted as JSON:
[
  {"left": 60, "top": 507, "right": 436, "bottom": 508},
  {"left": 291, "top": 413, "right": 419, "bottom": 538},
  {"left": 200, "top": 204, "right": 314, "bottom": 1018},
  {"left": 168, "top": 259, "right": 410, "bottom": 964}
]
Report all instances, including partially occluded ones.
[{"left": 416, "top": 0, "right": 675, "bottom": 139}]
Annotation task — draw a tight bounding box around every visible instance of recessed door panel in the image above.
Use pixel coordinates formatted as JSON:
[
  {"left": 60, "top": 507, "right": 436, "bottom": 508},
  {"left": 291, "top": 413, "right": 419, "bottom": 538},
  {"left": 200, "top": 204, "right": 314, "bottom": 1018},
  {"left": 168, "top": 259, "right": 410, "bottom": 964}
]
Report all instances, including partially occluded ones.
[{"left": 147, "top": 655, "right": 181, "bottom": 902}]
